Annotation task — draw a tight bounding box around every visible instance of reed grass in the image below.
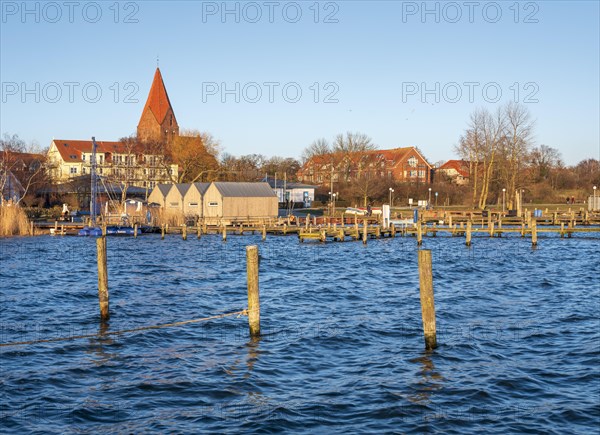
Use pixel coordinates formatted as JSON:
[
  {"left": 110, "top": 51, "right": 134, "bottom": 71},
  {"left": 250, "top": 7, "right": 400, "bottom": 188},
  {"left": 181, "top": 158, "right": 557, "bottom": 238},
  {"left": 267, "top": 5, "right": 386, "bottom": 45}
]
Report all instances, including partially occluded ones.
[{"left": 0, "top": 204, "right": 31, "bottom": 236}]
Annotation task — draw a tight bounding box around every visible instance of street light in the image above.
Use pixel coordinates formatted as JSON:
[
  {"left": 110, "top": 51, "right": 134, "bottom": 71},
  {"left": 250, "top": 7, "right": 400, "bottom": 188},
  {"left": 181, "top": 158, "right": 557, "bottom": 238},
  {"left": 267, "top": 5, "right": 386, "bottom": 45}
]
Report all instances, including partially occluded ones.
[
  {"left": 594, "top": 186, "right": 597, "bottom": 211},
  {"left": 428, "top": 187, "right": 432, "bottom": 207},
  {"left": 502, "top": 188, "right": 506, "bottom": 213},
  {"left": 435, "top": 191, "right": 438, "bottom": 208},
  {"left": 389, "top": 187, "right": 394, "bottom": 207}
]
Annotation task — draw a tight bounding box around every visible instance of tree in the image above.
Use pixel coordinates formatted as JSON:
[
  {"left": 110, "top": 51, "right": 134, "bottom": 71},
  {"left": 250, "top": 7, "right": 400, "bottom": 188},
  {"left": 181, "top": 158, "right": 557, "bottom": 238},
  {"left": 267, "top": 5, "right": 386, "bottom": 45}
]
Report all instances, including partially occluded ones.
[
  {"left": 499, "top": 102, "right": 535, "bottom": 208},
  {"left": 332, "top": 132, "right": 377, "bottom": 154},
  {"left": 529, "top": 145, "right": 562, "bottom": 183},
  {"left": 301, "top": 138, "right": 331, "bottom": 163},
  {"left": 0, "top": 133, "right": 46, "bottom": 204},
  {"left": 455, "top": 108, "right": 505, "bottom": 209},
  {"left": 167, "top": 130, "right": 221, "bottom": 183}
]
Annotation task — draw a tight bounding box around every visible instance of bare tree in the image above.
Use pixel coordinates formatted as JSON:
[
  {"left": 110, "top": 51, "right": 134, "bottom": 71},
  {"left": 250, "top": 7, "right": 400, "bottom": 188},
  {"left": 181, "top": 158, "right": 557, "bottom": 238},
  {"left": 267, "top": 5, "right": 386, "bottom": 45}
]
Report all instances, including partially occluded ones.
[
  {"left": 332, "top": 132, "right": 377, "bottom": 154},
  {"left": 301, "top": 138, "right": 331, "bottom": 163},
  {"left": 500, "top": 102, "right": 535, "bottom": 208}
]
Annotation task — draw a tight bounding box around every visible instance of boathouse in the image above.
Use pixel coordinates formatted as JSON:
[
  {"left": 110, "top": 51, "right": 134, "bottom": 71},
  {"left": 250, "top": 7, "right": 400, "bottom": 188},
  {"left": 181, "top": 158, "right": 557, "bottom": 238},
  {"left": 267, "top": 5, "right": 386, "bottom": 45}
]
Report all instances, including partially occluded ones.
[
  {"left": 202, "top": 182, "right": 277, "bottom": 224},
  {"left": 147, "top": 183, "right": 172, "bottom": 207},
  {"left": 184, "top": 182, "right": 210, "bottom": 217}
]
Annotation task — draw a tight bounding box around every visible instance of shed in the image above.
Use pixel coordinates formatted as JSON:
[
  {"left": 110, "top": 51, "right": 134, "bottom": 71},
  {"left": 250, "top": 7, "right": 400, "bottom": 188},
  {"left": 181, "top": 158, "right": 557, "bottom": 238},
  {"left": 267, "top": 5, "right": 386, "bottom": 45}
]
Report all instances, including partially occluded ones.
[
  {"left": 183, "top": 182, "right": 210, "bottom": 218},
  {"left": 147, "top": 184, "right": 172, "bottom": 207},
  {"left": 202, "top": 182, "right": 277, "bottom": 224}
]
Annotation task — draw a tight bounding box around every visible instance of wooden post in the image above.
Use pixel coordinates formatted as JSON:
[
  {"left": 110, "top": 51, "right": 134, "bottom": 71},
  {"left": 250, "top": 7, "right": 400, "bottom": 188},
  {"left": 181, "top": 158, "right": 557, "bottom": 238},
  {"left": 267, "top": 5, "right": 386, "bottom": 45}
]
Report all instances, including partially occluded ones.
[
  {"left": 61, "top": 224, "right": 65, "bottom": 236},
  {"left": 222, "top": 225, "right": 227, "bottom": 241},
  {"left": 489, "top": 220, "right": 494, "bottom": 237},
  {"left": 448, "top": 214, "right": 453, "bottom": 227},
  {"left": 338, "top": 227, "right": 344, "bottom": 242},
  {"left": 362, "top": 219, "right": 368, "bottom": 244},
  {"left": 305, "top": 213, "right": 310, "bottom": 230},
  {"left": 418, "top": 250, "right": 437, "bottom": 350},
  {"left": 246, "top": 245, "right": 260, "bottom": 337},
  {"left": 161, "top": 224, "right": 165, "bottom": 240},
  {"left": 182, "top": 224, "right": 187, "bottom": 240},
  {"left": 560, "top": 222, "right": 565, "bottom": 238},
  {"left": 96, "top": 237, "right": 109, "bottom": 321},
  {"left": 531, "top": 219, "right": 538, "bottom": 246},
  {"left": 197, "top": 224, "right": 201, "bottom": 239},
  {"left": 466, "top": 220, "right": 472, "bottom": 246},
  {"left": 417, "top": 221, "right": 423, "bottom": 246},
  {"left": 262, "top": 225, "right": 266, "bottom": 241},
  {"left": 375, "top": 225, "right": 381, "bottom": 238},
  {"left": 54, "top": 220, "right": 58, "bottom": 232},
  {"left": 391, "top": 224, "right": 396, "bottom": 238},
  {"left": 553, "top": 212, "right": 558, "bottom": 225},
  {"left": 134, "top": 223, "right": 138, "bottom": 239},
  {"left": 520, "top": 222, "right": 525, "bottom": 238},
  {"left": 283, "top": 223, "right": 288, "bottom": 235},
  {"left": 30, "top": 221, "right": 34, "bottom": 236}
]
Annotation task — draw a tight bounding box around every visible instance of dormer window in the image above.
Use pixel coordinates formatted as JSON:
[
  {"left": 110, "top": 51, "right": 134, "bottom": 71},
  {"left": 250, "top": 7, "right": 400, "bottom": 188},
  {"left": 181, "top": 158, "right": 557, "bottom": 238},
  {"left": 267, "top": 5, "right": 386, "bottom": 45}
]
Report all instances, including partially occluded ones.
[{"left": 408, "top": 156, "right": 418, "bottom": 167}]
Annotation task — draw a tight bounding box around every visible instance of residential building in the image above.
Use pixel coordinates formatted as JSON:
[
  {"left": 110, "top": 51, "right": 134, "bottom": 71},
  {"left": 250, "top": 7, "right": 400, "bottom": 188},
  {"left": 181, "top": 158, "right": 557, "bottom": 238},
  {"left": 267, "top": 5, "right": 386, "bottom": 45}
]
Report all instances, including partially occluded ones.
[
  {"left": 262, "top": 177, "right": 316, "bottom": 208},
  {"left": 437, "top": 160, "right": 471, "bottom": 185},
  {"left": 297, "top": 147, "right": 432, "bottom": 185},
  {"left": 46, "top": 67, "right": 180, "bottom": 189}
]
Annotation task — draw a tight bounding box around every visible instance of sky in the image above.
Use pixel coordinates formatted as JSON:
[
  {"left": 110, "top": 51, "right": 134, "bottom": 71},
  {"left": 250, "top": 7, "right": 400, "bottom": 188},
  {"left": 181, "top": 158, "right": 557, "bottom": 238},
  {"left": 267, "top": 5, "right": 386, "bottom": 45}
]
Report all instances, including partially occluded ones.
[{"left": 1, "top": 1, "right": 599, "bottom": 166}]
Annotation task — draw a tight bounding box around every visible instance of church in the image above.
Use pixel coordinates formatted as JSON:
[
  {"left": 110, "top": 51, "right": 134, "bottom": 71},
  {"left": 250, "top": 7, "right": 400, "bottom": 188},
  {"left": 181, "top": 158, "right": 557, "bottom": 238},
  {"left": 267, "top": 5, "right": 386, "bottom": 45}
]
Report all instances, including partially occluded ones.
[{"left": 47, "top": 68, "right": 180, "bottom": 189}]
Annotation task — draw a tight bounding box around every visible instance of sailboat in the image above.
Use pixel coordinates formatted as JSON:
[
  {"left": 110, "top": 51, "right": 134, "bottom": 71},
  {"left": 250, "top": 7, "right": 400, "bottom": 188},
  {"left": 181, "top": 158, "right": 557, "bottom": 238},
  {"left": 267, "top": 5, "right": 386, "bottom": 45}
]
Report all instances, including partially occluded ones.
[{"left": 78, "top": 137, "right": 140, "bottom": 237}]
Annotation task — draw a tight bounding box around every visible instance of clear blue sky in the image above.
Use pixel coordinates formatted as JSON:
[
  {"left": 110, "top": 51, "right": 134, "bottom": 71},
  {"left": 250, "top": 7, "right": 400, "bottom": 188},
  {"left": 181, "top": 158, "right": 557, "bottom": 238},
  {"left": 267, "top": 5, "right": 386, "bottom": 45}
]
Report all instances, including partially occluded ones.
[{"left": 1, "top": 1, "right": 598, "bottom": 165}]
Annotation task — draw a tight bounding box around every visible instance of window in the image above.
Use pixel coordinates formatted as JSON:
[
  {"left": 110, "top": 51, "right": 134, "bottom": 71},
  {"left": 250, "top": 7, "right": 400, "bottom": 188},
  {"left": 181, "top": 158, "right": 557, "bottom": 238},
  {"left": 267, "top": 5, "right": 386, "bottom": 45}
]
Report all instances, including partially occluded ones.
[
  {"left": 169, "top": 202, "right": 179, "bottom": 208},
  {"left": 188, "top": 202, "right": 198, "bottom": 207},
  {"left": 70, "top": 167, "right": 77, "bottom": 174},
  {"left": 418, "top": 170, "right": 426, "bottom": 178},
  {"left": 410, "top": 170, "right": 417, "bottom": 178},
  {"left": 208, "top": 202, "right": 218, "bottom": 207},
  {"left": 408, "top": 156, "right": 418, "bottom": 167},
  {"left": 82, "top": 154, "right": 86, "bottom": 161},
  {"left": 82, "top": 168, "right": 86, "bottom": 174}
]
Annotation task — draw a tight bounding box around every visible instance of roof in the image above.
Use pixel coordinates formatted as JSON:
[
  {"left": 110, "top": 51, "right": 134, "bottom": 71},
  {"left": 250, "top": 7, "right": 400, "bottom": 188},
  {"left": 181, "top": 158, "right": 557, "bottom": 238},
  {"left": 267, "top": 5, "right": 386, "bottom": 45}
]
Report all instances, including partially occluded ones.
[
  {"left": 439, "top": 160, "right": 470, "bottom": 178},
  {"left": 300, "top": 147, "right": 431, "bottom": 172},
  {"left": 51, "top": 139, "right": 136, "bottom": 163},
  {"left": 174, "top": 183, "right": 191, "bottom": 196},
  {"left": 139, "top": 68, "right": 175, "bottom": 125},
  {"left": 262, "top": 177, "right": 317, "bottom": 190},
  {"left": 156, "top": 184, "right": 172, "bottom": 197},
  {"left": 213, "top": 182, "right": 277, "bottom": 198},
  {"left": 192, "top": 182, "right": 210, "bottom": 195}
]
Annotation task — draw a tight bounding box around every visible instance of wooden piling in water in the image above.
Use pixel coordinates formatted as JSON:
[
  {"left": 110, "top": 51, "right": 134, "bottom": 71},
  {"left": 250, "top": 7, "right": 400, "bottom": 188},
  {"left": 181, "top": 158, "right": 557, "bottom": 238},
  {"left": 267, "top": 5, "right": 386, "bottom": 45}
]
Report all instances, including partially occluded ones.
[
  {"left": 61, "top": 224, "right": 65, "bottom": 236},
  {"left": 560, "top": 222, "right": 565, "bottom": 238},
  {"left": 531, "top": 219, "right": 538, "bottom": 246},
  {"left": 391, "top": 224, "right": 396, "bottom": 238},
  {"left": 182, "top": 224, "right": 187, "bottom": 241},
  {"left": 197, "top": 224, "right": 201, "bottom": 239},
  {"left": 466, "top": 220, "right": 472, "bottom": 246},
  {"left": 161, "top": 224, "right": 165, "bottom": 240},
  {"left": 134, "top": 223, "right": 138, "bottom": 239},
  {"left": 246, "top": 245, "right": 260, "bottom": 337},
  {"left": 489, "top": 220, "right": 495, "bottom": 237},
  {"left": 418, "top": 250, "right": 437, "bottom": 350},
  {"left": 262, "top": 225, "right": 266, "bottom": 241},
  {"left": 362, "top": 219, "right": 368, "bottom": 244},
  {"left": 417, "top": 221, "right": 423, "bottom": 246},
  {"left": 30, "top": 221, "right": 34, "bottom": 236},
  {"left": 222, "top": 225, "right": 227, "bottom": 241},
  {"left": 96, "top": 237, "right": 109, "bottom": 321}
]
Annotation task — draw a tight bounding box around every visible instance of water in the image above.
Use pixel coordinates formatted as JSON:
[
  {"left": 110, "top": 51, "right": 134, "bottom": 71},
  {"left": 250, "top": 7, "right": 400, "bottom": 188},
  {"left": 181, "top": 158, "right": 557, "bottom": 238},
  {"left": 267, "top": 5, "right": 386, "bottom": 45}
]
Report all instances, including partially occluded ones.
[{"left": 1, "top": 232, "right": 599, "bottom": 433}]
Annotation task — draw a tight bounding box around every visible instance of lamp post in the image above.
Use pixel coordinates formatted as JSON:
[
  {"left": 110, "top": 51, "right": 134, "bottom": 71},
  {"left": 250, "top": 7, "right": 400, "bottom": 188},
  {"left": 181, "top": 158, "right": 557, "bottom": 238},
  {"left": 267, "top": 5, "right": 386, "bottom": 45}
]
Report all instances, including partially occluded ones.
[
  {"left": 502, "top": 188, "right": 506, "bottom": 213},
  {"left": 328, "top": 191, "right": 333, "bottom": 216},
  {"left": 428, "top": 187, "right": 432, "bottom": 208},
  {"left": 594, "top": 185, "right": 597, "bottom": 211},
  {"left": 389, "top": 187, "right": 394, "bottom": 207},
  {"left": 435, "top": 192, "right": 438, "bottom": 208}
]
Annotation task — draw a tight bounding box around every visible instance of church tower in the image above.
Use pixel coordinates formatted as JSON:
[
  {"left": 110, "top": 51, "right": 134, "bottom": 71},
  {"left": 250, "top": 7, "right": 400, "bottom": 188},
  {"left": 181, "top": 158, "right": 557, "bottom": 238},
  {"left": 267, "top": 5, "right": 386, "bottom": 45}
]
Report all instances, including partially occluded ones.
[{"left": 137, "top": 68, "right": 179, "bottom": 144}]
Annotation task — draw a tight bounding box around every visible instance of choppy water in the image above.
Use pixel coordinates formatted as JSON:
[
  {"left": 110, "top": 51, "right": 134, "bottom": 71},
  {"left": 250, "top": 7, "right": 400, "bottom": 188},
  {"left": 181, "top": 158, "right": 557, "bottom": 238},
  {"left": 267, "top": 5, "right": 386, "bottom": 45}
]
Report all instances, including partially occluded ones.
[{"left": 1, "top": 231, "right": 599, "bottom": 433}]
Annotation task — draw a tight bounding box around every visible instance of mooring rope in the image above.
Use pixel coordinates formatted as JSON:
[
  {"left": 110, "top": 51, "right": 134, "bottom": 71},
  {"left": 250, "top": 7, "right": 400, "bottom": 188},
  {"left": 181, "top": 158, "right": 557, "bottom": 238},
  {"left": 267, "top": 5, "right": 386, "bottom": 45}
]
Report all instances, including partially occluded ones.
[{"left": 0, "top": 309, "right": 248, "bottom": 348}]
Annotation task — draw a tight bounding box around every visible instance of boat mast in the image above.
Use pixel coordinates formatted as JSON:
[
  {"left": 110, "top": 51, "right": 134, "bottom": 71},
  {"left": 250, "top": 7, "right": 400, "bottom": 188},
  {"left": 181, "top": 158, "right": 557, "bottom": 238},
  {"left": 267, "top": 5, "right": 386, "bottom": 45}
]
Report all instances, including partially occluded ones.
[{"left": 91, "top": 136, "right": 98, "bottom": 225}]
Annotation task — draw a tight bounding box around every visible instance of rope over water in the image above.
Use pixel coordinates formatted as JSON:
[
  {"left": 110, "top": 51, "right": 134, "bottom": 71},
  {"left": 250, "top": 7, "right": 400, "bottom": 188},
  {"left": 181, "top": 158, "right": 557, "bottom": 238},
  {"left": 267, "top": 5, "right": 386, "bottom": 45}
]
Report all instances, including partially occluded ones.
[{"left": 0, "top": 309, "right": 248, "bottom": 348}]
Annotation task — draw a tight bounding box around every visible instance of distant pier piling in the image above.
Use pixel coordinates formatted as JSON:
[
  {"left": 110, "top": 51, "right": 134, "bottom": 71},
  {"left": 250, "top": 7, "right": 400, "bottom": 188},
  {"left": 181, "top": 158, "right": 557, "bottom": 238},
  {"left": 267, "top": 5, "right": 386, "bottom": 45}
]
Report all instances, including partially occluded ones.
[
  {"left": 182, "top": 224, "right": 187, "bottom": 241},
  {"left": 362, "top": 219, "right": 368, "bottom": 244},
  {"left": 246, "top": 245, "right": 261, "bottom": 337},
  {"left": 466, "top": 221, "right": 472, "bottom": 246},
  {"left": 96, "top": 237, "right": 109, "bottom": 321},
  {"left": 418, "top": 250, "right": 437, "bottom": 350}
]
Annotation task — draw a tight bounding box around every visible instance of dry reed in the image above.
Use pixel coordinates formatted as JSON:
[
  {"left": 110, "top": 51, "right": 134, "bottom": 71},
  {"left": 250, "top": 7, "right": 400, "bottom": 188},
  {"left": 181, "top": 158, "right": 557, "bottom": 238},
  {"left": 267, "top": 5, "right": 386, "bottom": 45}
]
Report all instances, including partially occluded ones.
[{"left": 0, "top": 204, "right": 31, "bottom": 237}]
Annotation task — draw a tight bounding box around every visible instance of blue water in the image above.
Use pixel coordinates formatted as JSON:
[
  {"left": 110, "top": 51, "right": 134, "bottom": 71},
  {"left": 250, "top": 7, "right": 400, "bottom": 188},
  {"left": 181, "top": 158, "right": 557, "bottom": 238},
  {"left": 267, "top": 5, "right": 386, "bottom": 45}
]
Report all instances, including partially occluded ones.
[{"left": 1, "top": 232, "right": 599, "bottom": 433}]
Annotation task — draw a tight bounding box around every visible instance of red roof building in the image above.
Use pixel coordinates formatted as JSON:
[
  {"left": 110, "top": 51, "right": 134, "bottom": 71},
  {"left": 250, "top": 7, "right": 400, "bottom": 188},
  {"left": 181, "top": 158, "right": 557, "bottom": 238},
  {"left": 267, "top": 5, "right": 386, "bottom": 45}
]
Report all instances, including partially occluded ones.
[
  {"left": 298, "top": 147, "right": 432, "bottom": 185},
  {"left": 437, "top": 160, "right": 471, "bottom": 185}
]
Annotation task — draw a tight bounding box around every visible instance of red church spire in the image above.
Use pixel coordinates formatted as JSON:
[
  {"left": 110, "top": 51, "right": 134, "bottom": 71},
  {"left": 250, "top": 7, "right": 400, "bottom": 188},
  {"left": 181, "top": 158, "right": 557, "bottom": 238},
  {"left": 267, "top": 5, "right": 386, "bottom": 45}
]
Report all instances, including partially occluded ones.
[{"left": 137, "top": 68, "right": 179, "bottom": 144}]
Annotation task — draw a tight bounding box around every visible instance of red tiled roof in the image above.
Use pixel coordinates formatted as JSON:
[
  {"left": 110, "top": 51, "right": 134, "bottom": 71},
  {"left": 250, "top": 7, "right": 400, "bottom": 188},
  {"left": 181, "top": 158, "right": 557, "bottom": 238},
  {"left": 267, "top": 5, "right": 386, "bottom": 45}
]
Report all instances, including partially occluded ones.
[
  {"left": 51, "top": 139, "right": 139, "bottom": 163},
  {"left": 139, "top": 68, "right": 175, "bottom": 125},
  {"left": 439, "top": 160, "right": 470, "bottom": 178},
  {"left": 301, "top": 147, "right": 430, "bottom": 170}
]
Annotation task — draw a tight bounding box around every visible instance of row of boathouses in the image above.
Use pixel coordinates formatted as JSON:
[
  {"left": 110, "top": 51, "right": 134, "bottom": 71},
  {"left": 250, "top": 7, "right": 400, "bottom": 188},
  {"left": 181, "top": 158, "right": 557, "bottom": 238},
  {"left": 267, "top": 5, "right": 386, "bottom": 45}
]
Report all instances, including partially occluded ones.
[{"left": 147, "top": 182, "right": 279, "bottom": 225}]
